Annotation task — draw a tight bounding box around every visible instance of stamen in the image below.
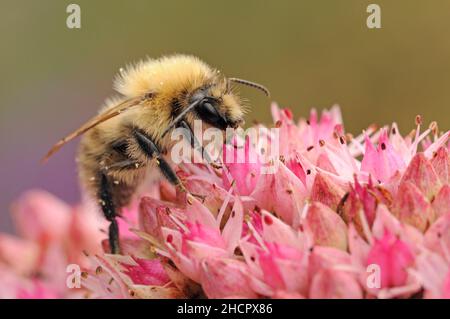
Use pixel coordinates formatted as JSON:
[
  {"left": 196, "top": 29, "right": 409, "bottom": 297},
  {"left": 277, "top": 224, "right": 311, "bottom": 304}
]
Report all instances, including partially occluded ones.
[
  {"left": 263, "top": 215, "right": 273, "bottom": 225},
  {"left": 246, "top": 221, "right": 268, "bottom": 252},
  {"left": 168, "top": 212, "right": 189, "bottom": 233},
  {"left": 217, "top": 184, "right": 234, "bottom": 226},
  {"left": 358, "top": 209, "right": 373, "bottom": 245},
  {"left": 415, "top": 115, "right": 422, "bottom": 126}
]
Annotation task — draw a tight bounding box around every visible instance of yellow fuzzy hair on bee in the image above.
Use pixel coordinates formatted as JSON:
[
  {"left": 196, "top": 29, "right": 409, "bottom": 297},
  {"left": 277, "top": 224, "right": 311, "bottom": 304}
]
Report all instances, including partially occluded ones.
[{"left": 113, "top": 55, "right": 215, "bottom": 98}]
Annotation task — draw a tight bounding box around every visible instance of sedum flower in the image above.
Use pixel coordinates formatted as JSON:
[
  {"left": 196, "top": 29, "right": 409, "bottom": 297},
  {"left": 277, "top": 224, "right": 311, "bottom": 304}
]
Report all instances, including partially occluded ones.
[
  {"left": 1, "top": 103, "right": 449, "bottom": 299},
  {"left": 0, "top": 191, "right": 105, "bottom": 298}
]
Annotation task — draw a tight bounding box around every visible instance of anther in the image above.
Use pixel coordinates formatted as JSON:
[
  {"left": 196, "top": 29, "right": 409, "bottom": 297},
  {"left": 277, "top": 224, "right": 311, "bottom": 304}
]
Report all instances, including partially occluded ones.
[{"left": 415, "top": 115, "right": 422, "bottom": 126}]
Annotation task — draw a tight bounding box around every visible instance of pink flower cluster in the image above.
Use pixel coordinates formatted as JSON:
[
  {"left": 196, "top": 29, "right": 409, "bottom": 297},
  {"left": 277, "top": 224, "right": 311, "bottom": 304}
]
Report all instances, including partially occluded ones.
[{"left": 1, "top": 104, "right": 449, "bottom": 299}]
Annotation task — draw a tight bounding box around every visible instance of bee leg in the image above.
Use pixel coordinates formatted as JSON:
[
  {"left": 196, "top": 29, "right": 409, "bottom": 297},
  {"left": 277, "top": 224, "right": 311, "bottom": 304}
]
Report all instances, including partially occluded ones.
[
  {"left": 178, "top": 120, "right": 222, "bottom": 168},
  {"left": 134, "top": 130, "right": 186, "bottom": 190},
  {"left": 134, "top": 130, "right": 206, "bottom": 202},
  {"left": 99, "top": 172, "right": 121, "bottom": 254}
]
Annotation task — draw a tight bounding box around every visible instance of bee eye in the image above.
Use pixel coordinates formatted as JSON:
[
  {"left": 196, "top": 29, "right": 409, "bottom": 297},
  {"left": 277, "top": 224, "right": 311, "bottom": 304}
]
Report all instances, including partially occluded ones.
[
  {"left": 202, "top": 102, "right": 217, "bottom": 115},
  {"left": 196, "top": 99, "right": 228, "bottom": 130}
]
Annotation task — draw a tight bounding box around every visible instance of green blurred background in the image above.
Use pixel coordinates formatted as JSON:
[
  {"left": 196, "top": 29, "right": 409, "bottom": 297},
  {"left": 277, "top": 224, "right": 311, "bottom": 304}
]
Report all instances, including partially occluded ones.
[{"left": 1, "top": 0, "right": 450, "bottom": 231}]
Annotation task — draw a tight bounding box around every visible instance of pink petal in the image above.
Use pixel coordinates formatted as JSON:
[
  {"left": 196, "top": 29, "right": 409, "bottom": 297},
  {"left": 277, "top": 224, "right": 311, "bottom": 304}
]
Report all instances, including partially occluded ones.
[
  {"left": 309, "top": 269, "right": 363, "bottom": 299},
  {"left": 276, "top": 257, "right": 309, "bottom": 294},
  {"left": 258, "top": 249, "right": 287, "bottom": 291},
  {"left": 361, "top": 130, "right": 405, "bottom": 183},
  {"left": 301, "top": 106, "right": 343, "bottom": 145},
  {"left": 0, "top": 235, "right": 38, "bottom": 274},
  {"left": 424, "top": 131, "right": 450, "bottom": 159},
  {"left": 265, "top": 241, "right": 304, "bottom": 261},
  {"left": 138, "top": 197, "right": 165, "bottom": 238},
  {"left": 393, "top": 181, "right": 435, "bottom": 232},
  {"left": 371, "top": 204, "right": 401, "bottom": 239},
  {"left": 366, "top": 230, "right": 415, "bottom": 288},
  {"left": 221, "top": 197, "right": 244, "bottom": 253},
  {"left": 348, "top": 224, "right": 370, "bottom": 267},
  {"left": 286, "top": 158, "right": 306, "bottom": 187},
  {"left": 186, "top": 179, "right": 229, "bottom": 218},
  {"left": 83, "top": 254, "right": 130, "bottom": 298},
  {"left": 389, "top": 123, "right": 411, "bottom": 161},
  {"left": 138, "top": 197, "right": 185, "bottom": 240},
  {"left": 340, "top": 179, "right": 380, "bottom": 233},
  {"left": 416, "top": 250, "right": 449, "bottom": 298},
  {"left": 354, "top": 178, "right": 379, "bottom": 224},
  {"left": 304, "top": 202, "right": 348, "bottom": 250},
  {"left": 239, "top": 240, "right": 264, "bottom": 275},
  {"left": 443, "top": 271, "right": 450, "bottom": 299},
  {"left": 118, "top": 202, "right": 140, "bottom": 239},
  {"left": 200, "top": 258, "right": 257, "bottom": 298},
  {"left": 432, "top": 185, "right": 450, "bottom": 218},
  {"left": 251, "top": 161, "right": 307, "bottom": 224},
  {"left": 315, "top": 153, "right": 337, "bottom": 175},
  {"left": 160, "top": 259, "right": 201, "bottom": 298},
  {"left": 67, "top": 208, "right": 104, "bottom": 265},
  {"left": 371, "top": 204, "right": 424, "bottom": 250},
  {"left": 222, "top": 136, "right": 261, "bottom": 195},
  {"left": 424, "top": 213, "right": 450, "bottom": 258},
  {"left": 182, "top": 222, "right": 226, "bottom": 255},
  {"left": 400, "top": 153, "right": 442, "bottom": 200},
  {"left": 310, "top": 246, "right": 353, "bottom": 274},
  {"left": 163, "top": 241, "right": 199, "bottom": 283},
  {"left": 430, "top": 147, "right": 450, "bottom": 184},
  {"left": 168, "top": 221, "right": 229, "bottom": 283},
  {"left": 119, "top": 238, "right": 155, "bottom": 259},
  {"left": 261, "top": 211, "right": 305, "bottom": 248},
  {"left": 242, "top": 209, "right": 263, "bottom": 242},
  {"left": 272, "top": 291, "right": 305, "bottom": 299},
  {"left": 129, "top": 286, "right": 184, "bottom": 299},
  {"left": 310, "top": 173, "right": 346, "bottom": 211},
  {"left": 16, "top": 280, "right": 60, "bottom": 299},
  {"left": 11, "top": 190, "right": 71, "bottom": 243},
  {"left": 184, "top": 196, "right": 218, "bottom": 229},
  {"left": 256, "top": 241, "right": 309, "bottom": 295},
  {"left": 271, "top": 102, "right": 294, "bottom": 124},
  {"left": 279, "top": 122, "right": 304, "bottom": 157},
  {"left": 121, "top": 258, "right": 170, "bottom": 286}
]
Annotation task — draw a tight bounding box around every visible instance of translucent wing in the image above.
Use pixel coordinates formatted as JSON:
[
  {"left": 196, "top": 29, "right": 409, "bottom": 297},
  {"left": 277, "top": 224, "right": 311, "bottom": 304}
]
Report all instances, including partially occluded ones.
[{"left": 42, "top": 96, "right": 144, "bottom": 162}]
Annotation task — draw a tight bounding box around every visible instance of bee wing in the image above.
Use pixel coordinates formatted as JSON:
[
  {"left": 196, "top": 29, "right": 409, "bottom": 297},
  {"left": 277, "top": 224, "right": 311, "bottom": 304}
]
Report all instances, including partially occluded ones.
[{"left": 42, "top": 96, "right": 143, "bottom": 162}]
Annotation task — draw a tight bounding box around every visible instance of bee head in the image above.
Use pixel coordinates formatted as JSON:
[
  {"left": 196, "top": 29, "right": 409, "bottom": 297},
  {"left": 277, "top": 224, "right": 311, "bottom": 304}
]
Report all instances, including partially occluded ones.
[
  {"left": 187, "top": 84, "right": 243, "bottom": 130},
  {"left": 189, "top": 76, "right": 269, "bottom": 130},
  {"left": 161, "top": 70, "right": 270, "bottom": 138}
]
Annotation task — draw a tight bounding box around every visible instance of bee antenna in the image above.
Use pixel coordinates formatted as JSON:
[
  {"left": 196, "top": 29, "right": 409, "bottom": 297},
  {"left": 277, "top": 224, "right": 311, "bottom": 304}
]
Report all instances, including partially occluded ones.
[
  {"left": 161, "top": 99, "right": 202, "bottom": 138},
  {"left": 228, "top": 78, "right": 270, "bottom": 97}
]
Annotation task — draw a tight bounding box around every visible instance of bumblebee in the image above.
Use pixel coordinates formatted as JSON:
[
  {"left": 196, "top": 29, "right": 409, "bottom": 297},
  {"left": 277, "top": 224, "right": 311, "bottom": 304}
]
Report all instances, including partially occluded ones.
[{"left": 44, "top": 54, "right": 269, "bottom": 253}]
